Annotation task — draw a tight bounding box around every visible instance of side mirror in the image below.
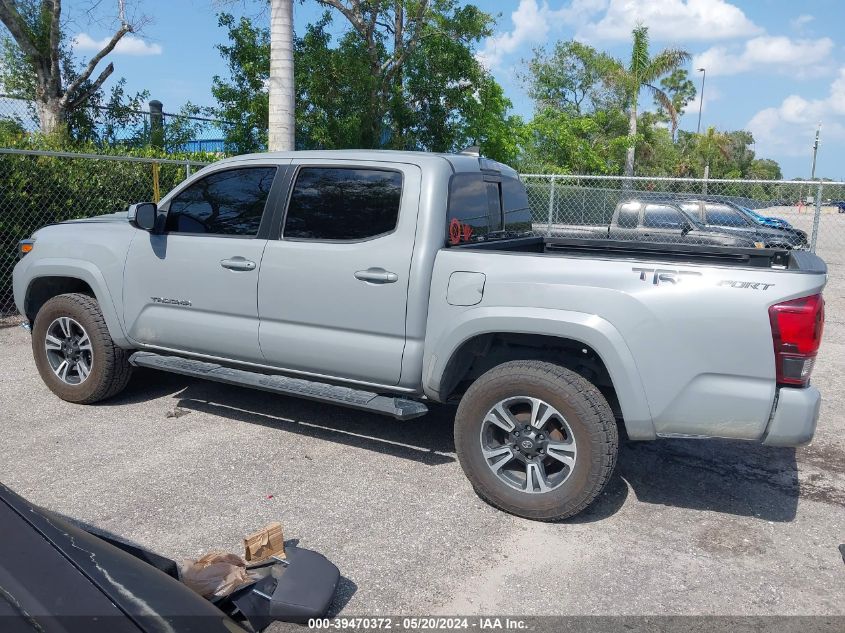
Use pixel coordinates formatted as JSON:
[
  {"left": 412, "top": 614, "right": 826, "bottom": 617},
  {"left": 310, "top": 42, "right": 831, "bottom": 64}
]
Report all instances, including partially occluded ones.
[
  {"left": 681, "top": 221, "right": 693, "bottom": 235},
  {"left": 128, "top": 202, "right": 157, "bottom": 232}
]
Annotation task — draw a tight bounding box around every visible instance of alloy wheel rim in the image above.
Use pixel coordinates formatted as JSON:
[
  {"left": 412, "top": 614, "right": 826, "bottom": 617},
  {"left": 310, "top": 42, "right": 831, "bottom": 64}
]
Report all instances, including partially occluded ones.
[
  {"left": 479, "top": 396, "right": 577, "bottom": 494},
  {"left": 44, "top": 317, "right": 93, "bottom": 385}
]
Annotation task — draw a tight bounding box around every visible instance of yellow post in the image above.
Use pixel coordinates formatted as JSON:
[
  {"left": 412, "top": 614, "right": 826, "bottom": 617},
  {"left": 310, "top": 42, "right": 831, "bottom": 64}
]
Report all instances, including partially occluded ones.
[{"left": 152, "top": 162, "right": 161, "bottom": 202}]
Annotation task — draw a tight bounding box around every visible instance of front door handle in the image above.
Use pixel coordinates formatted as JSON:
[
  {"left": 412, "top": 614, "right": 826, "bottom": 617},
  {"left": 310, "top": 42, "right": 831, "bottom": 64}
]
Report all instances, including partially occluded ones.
[
  {"left": 355, "top": 268, "right": 398, "bottom": 284},
  {"left": 220, "top": 257, "right": 256, "bottom": 271}
]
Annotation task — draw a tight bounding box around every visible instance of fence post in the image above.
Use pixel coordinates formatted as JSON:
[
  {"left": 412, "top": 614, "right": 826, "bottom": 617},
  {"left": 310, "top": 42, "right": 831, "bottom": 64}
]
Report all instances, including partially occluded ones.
[
  {"left": 149, "top": 100, "right": 164, "bottom": 149},
  {"left": 152, "top": 162, "right": 161, "bottom": 202},
  {"left": 810, "top": 181, "right": 823, "bottom": 252},
  {"left": 702, "top": 164, "right": 709, "bottom": 195},
  {"left": 185, "top": 160, "right": 192, "bottom": 179},
  {"left": 546, "top": 176, "right": 556, "bottom": 234}
]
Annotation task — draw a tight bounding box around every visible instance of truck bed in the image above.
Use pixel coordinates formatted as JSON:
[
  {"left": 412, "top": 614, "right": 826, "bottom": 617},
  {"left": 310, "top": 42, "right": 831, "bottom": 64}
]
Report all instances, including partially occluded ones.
[{"left": 456, "top": 236, "right": 826, "bottom": 273}]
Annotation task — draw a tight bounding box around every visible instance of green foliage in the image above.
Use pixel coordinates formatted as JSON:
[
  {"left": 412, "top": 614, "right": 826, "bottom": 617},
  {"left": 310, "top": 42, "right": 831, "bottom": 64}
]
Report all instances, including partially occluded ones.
[
  {"left": 295, "top": 14, "right": 375, "bottom": 149},
  {"left": 0, "top": 134, "right": 216, "bottom": 308},
  {"left": 520, "top": 107, "right": 628, "bottom": 174},
  {"left": 518, "top": 27, "right": 783, "bottom": 179},
  {"left": 523, "top": 41, "right": 622, "bottom": 115},
  {"left": 210, "top": 13, "right": 270, "bottom": 153},
  {"left": 210, "top": 3, "right": 515, "bottom": 161},
  {"left": 656, "top": 69, "right": 696, "bottom": 122}
]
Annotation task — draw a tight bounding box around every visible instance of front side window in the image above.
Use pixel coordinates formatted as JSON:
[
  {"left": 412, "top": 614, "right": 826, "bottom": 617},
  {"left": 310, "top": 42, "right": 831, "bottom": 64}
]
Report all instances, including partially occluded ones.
[
  {"left": 166, "top": 167, "right": 276, "bottom": 236},
  {"left": 704, "top": 205, "right": 751, "bottom": 227},
  {"left": 643, "top": 204, "right": 685, "bottom": 229},
  {"left": 283, "top": 167, "right": 402, "bottom": 240}
]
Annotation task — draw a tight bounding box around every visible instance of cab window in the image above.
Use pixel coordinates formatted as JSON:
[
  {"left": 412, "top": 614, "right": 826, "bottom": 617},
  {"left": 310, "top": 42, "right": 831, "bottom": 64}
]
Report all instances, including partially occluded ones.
[{"left": 166, "top": 167, "right": 276, "bottom": 236}]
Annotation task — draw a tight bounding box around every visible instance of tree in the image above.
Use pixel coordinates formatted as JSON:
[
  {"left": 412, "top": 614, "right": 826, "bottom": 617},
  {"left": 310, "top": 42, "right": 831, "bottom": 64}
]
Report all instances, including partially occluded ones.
[
  {"left": 747, "top": 158, "right": 782, "bottom": 181},
  {"left": 268, "top": 0, "right": 294, "bottom": 151},
  {"left": 0, "top": 0, "right": 142, "bottom": 134},
  {"left": 655, "top": 68, "right": 695, "bottom": 134},
  {"left": 601, "top": 26, "right": 690, "bottom": 177},
  {"left": 315, "top": 0, "right": 431, "bottom": 147},
  {"left": 211, "top": 5, "right": 512, "bottom": 159},
  {"left": 211, "top": 13, "right": 270, "bottom": 153},
  {"left": 523, "top": 41, "right": 621, "bottom": 115}
]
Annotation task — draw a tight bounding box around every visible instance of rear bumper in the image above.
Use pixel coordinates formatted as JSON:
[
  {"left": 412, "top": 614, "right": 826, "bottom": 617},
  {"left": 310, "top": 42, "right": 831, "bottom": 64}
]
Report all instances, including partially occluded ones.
[{"left": 762, "top": 385, "right": 821, "bottom": 447}]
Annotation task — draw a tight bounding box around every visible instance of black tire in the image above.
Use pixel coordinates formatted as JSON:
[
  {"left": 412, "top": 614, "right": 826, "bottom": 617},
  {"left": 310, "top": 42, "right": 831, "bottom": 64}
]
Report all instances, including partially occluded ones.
[
  {"left": 32, "top": 293, "right": 132, "bottom": 404},
  {"left": 454, "top": 360, "right": 618, "bottom": 521}
]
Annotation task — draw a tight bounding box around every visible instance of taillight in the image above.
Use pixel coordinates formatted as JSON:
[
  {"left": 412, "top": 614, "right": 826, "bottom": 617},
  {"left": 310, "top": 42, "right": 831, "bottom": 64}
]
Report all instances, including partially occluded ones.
[{"left": 769, "top": 294, "right": 825, "bottom": 386}]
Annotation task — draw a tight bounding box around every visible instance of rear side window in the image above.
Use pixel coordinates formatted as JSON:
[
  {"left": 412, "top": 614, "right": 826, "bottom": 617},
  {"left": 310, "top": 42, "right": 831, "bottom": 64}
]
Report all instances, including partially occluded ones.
[
  {"left": 705, "top": 205, "right": 750, "bottom": 227},
  {"left": 166, "top": 167, "right": 276, "bottom": 236},
  {"left": 502, "top": 177, "right": 532, "bottom": 234},
  {"left": 486, "top": 182, "right": 503, "bottom": 232},
  {"left": 283, "top": 167, "right": 403, "bottom": 240},
  {"left": 448, "top": 173, "right": 533, "bottom": 244},
  {"left": 448, "top": 173, "right": 491, "bottom": 243},
  {"left": 616, "top": 203, "right": 640, "bottom": 228},
  {"left": 643, "top": 204, "right": 685, "bottom": 229}
]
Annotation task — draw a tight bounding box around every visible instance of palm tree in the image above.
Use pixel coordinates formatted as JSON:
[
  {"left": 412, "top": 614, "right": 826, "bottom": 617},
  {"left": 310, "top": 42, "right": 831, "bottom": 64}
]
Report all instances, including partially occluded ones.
[
  {"left": 604, "top": 26, "right": 690, "bottom": 178},
  {"left": 268, "top": 0, "right": 295, "bottom": 151}
]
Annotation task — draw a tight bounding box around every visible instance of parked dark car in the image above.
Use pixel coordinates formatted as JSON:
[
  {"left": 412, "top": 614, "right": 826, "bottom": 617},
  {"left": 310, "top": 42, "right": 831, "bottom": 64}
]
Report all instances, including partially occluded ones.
[
  {"left": 833, "top": 200, "right": 845, "bottom": 213},
  {"left": 556, "top": 199, "right": 767, "bottom": 248},
  {"left": 0, "top": 482, "right": 338, "bottom": 632},
  {"left": 678, "top": 200, "right": 807, "bottom": 249}
]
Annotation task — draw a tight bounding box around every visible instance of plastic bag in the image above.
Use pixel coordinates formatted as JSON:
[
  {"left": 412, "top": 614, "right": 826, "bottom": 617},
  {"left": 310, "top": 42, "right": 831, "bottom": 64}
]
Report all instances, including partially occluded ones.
[{"left": 179, "top": 551, "right": 259, "bottom": 599}]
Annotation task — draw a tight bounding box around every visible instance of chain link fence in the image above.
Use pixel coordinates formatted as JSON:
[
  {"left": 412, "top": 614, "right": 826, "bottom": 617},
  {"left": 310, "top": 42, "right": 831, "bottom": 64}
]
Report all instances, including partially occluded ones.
[
  {"left": 0, "top": 150, "right": 209, "bottom": 314},
  {"left": 0, "top": 94, "right": 232, "bottom": 153},
  {"left": 523, "top": 174, "right": 845, "bottom": 260}
]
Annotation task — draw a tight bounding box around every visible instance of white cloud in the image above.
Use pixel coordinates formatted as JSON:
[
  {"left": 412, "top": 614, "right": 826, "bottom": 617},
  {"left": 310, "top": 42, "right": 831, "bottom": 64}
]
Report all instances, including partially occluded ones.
[
  {"left": 478, "top": 0, "right": 760, "bottom": 69},
  {"left": 747, "top": 67, "right": 845, "bottom": 159},
  {"left": 693, "top": 35, "right": 834, "bottom": 77},
  {"left": 790, "top": 14, "right": 814, "bottom": 31},
  {"left": 73, "top": 32, "right": 162, "bottom": 56},
  {"left": 477, "top": 0, "right": 552, "bottom": 69},
  {"left": 574, "top": 0, "right": 762, "bottom": 42}
]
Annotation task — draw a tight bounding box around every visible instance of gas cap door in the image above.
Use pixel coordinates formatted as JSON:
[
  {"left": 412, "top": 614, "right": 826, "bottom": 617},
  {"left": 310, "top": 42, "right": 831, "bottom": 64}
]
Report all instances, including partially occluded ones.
[{"left": 447, "top": 271, "right": 486, "bottom": 306}]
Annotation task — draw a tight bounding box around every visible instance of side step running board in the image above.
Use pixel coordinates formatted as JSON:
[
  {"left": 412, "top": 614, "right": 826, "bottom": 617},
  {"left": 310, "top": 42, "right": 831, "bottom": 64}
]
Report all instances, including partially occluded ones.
[{"left": 129, "top": 352, "right": 428, "bottom": 421}]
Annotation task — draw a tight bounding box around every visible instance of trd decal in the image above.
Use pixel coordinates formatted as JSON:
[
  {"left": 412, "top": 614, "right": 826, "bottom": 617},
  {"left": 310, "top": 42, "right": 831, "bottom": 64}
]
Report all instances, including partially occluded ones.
[
  {"left": 632, "top": 267, "right": 703, "bottom": 285},
  {"left": 718, "top": 280, "right": 775, "bottom": 290},
  {"left": 151, "top": 297, "right": 192, "bottom": 306}
]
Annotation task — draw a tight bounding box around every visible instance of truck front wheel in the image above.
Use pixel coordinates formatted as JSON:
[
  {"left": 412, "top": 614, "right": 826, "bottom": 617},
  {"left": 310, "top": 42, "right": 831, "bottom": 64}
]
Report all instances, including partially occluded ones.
[
  {"left": 454, "top": 360, "right": 618, "bottom": 521},
  {"left": 31, "top": 293, "right": 133, "bottom": 404}
]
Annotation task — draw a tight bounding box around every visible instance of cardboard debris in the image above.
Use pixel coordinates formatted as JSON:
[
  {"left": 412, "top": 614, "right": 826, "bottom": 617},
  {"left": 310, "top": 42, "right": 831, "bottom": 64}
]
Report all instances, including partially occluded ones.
[
  {"left": 179, "top": 551, "right": 258, "bottom": 599},
  {"left": 244, "top": 521, "right": 286, "bottom": 562}
]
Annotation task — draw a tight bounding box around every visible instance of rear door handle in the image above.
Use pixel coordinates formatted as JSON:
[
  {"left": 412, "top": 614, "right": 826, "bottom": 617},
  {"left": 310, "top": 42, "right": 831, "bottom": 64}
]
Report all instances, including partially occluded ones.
[
  {"left": 355, "top": 268, "right": 398, "bottom": 284},
  {"left": 220, "top": 257, "right": 256, "bottom": 271}
]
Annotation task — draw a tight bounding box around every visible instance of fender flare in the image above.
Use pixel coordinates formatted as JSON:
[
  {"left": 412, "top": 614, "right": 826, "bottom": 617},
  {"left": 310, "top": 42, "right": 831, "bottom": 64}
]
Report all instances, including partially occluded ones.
[
  {"left": 21, "top": 258, "right": 131, "bottom": 348},
  {"left": 423, "top": 307, "right": 655, "bottom": 440}
]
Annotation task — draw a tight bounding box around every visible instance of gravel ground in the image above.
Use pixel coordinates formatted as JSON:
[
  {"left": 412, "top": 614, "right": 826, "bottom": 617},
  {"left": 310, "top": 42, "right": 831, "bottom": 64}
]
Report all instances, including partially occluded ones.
[{"left": 1, "top": 259, "right": 843, "bottom": 622}]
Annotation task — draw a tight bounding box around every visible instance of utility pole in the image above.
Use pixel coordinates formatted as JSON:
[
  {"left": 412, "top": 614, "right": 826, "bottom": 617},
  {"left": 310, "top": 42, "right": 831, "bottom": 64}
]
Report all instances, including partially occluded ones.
[
  {"left": 696, "top": 68, "right": 706, "bottom": 135},
  {"left": 806, "top": 122, "right": 821, "bottom": 205},
  {"left": 810, "top": 122, "right": 821, "bottom": 181}
]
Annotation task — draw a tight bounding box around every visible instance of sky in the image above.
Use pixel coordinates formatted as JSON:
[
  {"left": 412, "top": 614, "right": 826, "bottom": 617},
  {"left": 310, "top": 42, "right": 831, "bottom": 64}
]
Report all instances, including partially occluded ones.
[{"left": 64, "top": 0, "right": 845, "bottom": 179}]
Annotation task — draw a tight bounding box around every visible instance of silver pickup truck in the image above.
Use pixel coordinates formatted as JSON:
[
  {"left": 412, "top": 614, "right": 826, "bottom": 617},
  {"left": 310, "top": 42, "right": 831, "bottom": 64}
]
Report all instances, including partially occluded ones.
[{"left": 13, "top": 150, "right": 827, "bottom": 521}]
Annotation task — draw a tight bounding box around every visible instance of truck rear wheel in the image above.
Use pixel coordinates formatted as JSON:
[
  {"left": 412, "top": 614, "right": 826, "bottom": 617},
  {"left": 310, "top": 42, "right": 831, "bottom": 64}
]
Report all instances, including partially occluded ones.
[
  {"left": 454, "top": 360, "right": 618, "bottom": 521},
  {"left": 32, "top": 293, "right": 132, "bottom": 404}
]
